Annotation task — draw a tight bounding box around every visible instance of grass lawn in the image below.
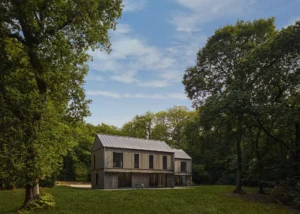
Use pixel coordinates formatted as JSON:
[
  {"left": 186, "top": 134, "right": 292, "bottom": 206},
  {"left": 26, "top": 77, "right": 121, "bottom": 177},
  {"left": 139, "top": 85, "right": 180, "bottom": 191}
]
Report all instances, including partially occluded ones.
[{"left": 0, "top": 186, "right": 297, "bottom": 214}]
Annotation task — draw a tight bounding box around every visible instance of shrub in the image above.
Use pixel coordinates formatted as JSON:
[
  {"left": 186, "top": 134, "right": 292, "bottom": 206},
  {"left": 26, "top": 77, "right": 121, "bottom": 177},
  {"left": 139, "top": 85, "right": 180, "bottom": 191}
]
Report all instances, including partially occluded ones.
[
  {"left": 270, "top": 183, "right": 291, "bottom": 204},
  {"left": 18, "top": 193, "right": 55, "bottom": 213}
]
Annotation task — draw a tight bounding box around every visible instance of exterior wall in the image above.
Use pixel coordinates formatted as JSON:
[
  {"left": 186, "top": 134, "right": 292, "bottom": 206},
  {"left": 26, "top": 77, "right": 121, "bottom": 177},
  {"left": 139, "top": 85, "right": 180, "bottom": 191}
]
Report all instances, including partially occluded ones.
[
  {"left": 104, "top": 148, "right": 174, "bottom": 171},
  {"left": 174, "top": 159, "right": 192, "bottom": 174},
  {"left": 104, "top": 172, "right": 118, "bottom": 189},
  {"left": 91, "top": 169, "right": 104, "bottom": 189},
  {"left": 92, "top": 148, "right": 105, "bottom": 170},
  {"left": 132, "top": 173, "right": 150, "bottom": 188},
  {"left": 167, "top": 175, "right": 174, "bottom": 187}
]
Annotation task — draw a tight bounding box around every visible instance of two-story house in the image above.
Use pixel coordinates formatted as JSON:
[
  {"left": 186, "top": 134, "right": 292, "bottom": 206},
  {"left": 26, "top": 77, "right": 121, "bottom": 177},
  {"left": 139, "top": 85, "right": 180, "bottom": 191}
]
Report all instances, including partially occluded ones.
[{"left": 91, "top": 134, "right": 192, "bottom": 189}]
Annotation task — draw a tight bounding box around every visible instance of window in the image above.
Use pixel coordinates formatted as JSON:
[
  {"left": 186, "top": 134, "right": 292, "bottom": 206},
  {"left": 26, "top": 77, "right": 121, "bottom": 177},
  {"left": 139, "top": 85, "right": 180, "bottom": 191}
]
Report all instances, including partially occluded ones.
[
  {"left": 113, "top": 152, "right": 123, "bottom": 168},
  {"left": 96, "top": 173, "right": 99, "bottom": 185},
  {"left": 181, "top": 162, "right": 187, "bottom": 172},
  {"left": 149, "top": 155, "right": 153, "bottom": 169},
  {"left": 134, "top": 154, "right": 139, "bottom": 168},
  {"left": 163, "top": 156, "right": 167, "bottom": 169},
  {"left": 94, "top": 155, "right": 96, "bottom": 169}
]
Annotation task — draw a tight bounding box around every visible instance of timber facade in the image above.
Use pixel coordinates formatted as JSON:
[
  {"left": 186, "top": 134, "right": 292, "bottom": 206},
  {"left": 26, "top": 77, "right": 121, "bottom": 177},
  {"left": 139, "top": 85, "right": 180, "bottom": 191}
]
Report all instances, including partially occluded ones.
[{"left": 91, "top": 134, "right": 192, "bottom": 189}]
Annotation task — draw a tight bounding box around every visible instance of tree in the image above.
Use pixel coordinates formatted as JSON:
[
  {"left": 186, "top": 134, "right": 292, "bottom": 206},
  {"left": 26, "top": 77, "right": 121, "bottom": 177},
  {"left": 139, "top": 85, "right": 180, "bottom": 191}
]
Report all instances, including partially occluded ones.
[
  {"left": 121, "top": 112, "right": 154, "bottom": 139},
  {"left": 0, "top": 0, "right": 122, "bottom": 205},
  {"left": 183, "top": 18, "right": 277, "bottom": 193}
]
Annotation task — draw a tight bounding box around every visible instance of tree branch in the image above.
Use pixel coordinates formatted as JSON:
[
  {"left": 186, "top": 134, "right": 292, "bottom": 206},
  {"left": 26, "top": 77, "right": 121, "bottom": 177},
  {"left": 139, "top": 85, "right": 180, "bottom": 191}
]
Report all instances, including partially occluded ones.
[{"left": 256, "top": 118, "right": 297, "bottom": 159}]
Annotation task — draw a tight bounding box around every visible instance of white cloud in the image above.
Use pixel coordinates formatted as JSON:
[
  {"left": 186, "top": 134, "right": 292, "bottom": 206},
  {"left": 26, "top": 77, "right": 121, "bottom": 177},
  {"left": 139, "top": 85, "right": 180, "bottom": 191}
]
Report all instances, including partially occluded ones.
[
  {"left": 285, "top": 16, "right": 300, "bottom": 28},
  {"left": 87, "top": 91, "right": 121, "bottom": 99},
  {"left": 85, "top": 75, "right": 104, "bottom": 81},
  {"left": 88, "top": 31, "right": 186, "bottom": 88},
  {"left": 111, "top": 71, "right": 137, "bottom": 83},
  {"left": 137, "top": 80, "right": 169, "bottom": 88},
  {"left": 86, "top": 90, "right": 188, "bottom": 100},
  {"left": 171, "top": 0, "right": 254, "bottom": 32},
  {"left": 115, "top": 24, "right": 131, "bottom": 34},
  {"left": 123, "top": 0, "right": 147, "bottom": 12}
]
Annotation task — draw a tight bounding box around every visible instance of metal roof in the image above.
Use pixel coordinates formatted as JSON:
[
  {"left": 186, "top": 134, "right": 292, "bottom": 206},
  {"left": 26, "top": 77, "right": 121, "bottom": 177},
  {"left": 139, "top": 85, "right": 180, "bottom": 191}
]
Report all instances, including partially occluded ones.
[
  {"left": 97, "top": 134, "right": 174, "bottom": 153},
  {"left": 173, "top": 149, "right": 192, "bottom": 160}
]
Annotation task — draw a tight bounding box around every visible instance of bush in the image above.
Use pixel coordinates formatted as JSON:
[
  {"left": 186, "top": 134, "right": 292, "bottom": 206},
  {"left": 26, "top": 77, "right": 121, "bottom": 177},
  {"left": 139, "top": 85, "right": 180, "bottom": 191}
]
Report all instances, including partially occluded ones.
[
  {"left": 18, "top": 193, "right": 55, "bottom": 214},
  {"left": 270, "top": 183, "right": 291, "bottom": 204}
]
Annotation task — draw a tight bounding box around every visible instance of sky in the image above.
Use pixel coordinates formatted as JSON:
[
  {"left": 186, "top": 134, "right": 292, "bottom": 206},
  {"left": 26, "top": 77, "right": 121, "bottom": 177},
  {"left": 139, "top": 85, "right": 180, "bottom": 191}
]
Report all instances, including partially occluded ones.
[{"left": 84, "top": 0, "right": 300, "bottom": 127}]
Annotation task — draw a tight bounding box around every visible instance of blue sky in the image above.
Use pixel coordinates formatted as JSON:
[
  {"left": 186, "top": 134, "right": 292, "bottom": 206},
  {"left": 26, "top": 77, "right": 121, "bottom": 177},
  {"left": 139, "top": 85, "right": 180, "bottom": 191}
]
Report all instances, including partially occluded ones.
[{"left": 84, "top": 0, "right": 300, "bottom": 127}]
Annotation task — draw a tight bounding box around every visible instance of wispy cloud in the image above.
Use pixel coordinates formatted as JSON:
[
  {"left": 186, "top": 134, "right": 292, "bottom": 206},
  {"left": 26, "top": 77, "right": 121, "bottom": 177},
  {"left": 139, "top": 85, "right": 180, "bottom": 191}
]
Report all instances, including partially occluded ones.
[
  {"left": 284, "top": 16, "right": 300, "bottom": 28},
  {"left": 123, "top": 0, "right": 147, "bottom": 12},
  {"left": 85, "top": 75, "right": 104, "bottom": 81},
  {"left": 86, "top": 90, "right": 188, "bottom": 100},
  {"left": 88, "top": 24, "right": 194, "bottom": 88},
  {"left": 171, "top": 0, "right": 255, "bottom": 32}
]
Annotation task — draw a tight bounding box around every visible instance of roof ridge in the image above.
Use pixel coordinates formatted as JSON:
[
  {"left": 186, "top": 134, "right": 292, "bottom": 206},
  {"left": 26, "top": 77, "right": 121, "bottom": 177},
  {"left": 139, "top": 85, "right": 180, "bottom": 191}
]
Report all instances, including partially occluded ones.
[{"left": 97, "top": 133, "right": 165, "bottom": 143}]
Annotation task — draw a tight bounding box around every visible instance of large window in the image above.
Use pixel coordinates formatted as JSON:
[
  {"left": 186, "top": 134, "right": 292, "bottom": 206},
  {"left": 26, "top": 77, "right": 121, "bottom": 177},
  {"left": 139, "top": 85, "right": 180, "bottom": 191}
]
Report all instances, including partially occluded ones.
[
  {"left": 134, "top": 154, "right": 139, "bottom": 168},
  {"left": 149, "top": 155, "right": 153, "bottom": 169},
  {"left": 96, "top": 173, "right": 99, "bottom": 185},
  {"left": 113, "top": 152, "right": 123, "bottom": 168},
  {"left": 181, "top": 162, "right": 187, "bottom": 172},
  {"left": 163, "top": 156, "right": 167, "bottom": 170}
]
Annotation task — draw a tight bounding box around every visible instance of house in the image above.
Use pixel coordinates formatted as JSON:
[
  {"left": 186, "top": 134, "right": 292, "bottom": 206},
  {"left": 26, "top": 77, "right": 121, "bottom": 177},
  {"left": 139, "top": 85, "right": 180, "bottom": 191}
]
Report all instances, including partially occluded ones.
[{"left": 91, "top": 134, "right": 192, "bottom": 189}]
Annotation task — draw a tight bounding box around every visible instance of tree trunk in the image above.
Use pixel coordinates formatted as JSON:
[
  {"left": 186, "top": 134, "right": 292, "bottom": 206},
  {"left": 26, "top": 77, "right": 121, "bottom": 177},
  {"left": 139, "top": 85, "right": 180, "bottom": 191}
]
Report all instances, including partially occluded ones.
[
  {"left": 23, "top": 184, "right": 33, "bottom": 205},
  {"left": 233, "top": 120, "right": 244, "bottom": 194},
  {"left": 233, "top": 139, "right": 244, "bottom": 194},
  {"left": 32, "top": 178, "right": 40, "bottom": 199},
  {"left": 23, "top": 178, "right": 40, "bottom": 206}
]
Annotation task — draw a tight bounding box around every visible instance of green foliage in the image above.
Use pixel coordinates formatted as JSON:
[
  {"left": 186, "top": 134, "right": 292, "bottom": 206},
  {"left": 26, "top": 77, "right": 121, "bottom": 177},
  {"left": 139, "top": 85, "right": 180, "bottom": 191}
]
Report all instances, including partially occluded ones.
[
  {"left": 19, "top": 193, "right": 55, "bottom": 213},
  {"left": 192, "top": 164, "right": 208, "bottom": 184},
  {"left": 0, "top": 0, "right": 123, "bottom": 206}
]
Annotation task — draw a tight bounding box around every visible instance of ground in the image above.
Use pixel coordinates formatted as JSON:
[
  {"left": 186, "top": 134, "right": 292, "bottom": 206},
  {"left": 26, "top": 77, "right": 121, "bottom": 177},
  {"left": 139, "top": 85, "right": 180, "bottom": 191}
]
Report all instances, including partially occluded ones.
[{"left": 0, "top": 185, "right": 298, "bottom": 214}]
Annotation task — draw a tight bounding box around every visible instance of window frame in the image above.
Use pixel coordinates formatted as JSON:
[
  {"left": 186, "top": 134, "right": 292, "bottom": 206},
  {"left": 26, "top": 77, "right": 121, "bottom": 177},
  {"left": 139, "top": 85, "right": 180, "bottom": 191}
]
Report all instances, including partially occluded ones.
[
  {"left": 149, "top": 155, "right": 154, "bottom": 169},
  {"left": 163, "top": 156, "right": 167, "bottom": 170},
  {"left": 181, "top": 161, "right": 187, "bottom": 173},
  {"left": 134, "top": 154, "right": 139, "bottom": 169},
  {"left": 113, "top": 152, "right": 123, "bottom": 168}
]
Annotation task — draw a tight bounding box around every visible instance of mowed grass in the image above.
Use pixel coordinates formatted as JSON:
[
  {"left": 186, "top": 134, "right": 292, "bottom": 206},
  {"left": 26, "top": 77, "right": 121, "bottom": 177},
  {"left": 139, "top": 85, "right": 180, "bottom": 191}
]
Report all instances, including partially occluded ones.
[{"left": 0, "top": 186, "right": 296, "bottom": 214}]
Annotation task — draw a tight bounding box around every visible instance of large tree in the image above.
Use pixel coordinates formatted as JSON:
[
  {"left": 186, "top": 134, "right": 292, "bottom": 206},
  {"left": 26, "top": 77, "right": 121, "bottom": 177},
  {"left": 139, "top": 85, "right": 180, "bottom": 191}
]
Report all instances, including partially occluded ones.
[
  {"left": 183, "top": 18, "right": 276, "bottom": 193},
  {"left": 0, "top": 0, "right": 122, "bottom": 205}
]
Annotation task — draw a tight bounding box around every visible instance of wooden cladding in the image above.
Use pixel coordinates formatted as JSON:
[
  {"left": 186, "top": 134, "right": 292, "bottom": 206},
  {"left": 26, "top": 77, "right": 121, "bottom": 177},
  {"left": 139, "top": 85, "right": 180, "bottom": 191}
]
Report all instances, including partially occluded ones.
[{"left": 105, "top": 148, "right": 173, "bottom": 170}]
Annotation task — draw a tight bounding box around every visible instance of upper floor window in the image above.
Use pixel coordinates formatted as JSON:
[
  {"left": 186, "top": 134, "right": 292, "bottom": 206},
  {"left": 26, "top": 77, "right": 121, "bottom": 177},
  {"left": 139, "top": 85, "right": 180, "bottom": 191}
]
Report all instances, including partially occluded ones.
[
  {"left": 113, "top": 152, "right": 123, "bottom": 168},
  {"left": 163, "top": 156, "right": 167, "bottom": 170},
  {"left": 149, "top": 155, "right": 153, "bottom": 169},
  {"left": 181, "top": 162, "right": 187, "bottom": 172},
  {"left": 134, "top": 154, "right": 139, "bottom": 168}
]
